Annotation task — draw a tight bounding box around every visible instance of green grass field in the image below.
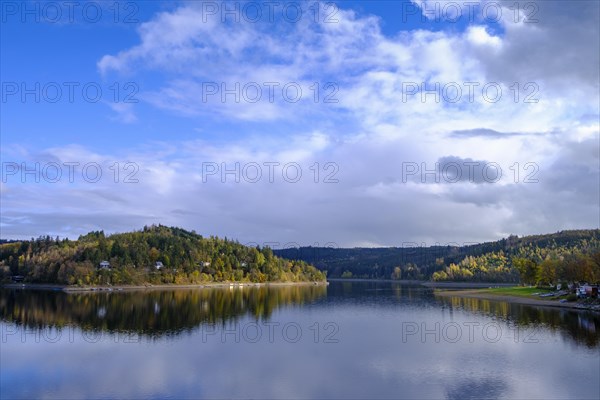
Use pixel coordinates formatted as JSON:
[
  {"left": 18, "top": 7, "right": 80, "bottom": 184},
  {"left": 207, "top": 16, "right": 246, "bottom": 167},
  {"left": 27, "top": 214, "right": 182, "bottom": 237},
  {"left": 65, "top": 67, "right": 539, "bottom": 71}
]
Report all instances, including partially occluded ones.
[{"left": 480, "top": 286, "right": 555, "bottom": 298}]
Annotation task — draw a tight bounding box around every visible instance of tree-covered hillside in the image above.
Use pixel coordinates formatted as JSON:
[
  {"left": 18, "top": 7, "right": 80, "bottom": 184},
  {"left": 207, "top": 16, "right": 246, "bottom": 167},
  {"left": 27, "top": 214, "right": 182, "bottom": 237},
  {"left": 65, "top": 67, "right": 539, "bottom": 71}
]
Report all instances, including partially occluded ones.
[
  {"left": 274, "top": 230, "right": 600, "bottom": 284},
  {"left": 0, "top": 225, "right": 326, "bottom": 285}
]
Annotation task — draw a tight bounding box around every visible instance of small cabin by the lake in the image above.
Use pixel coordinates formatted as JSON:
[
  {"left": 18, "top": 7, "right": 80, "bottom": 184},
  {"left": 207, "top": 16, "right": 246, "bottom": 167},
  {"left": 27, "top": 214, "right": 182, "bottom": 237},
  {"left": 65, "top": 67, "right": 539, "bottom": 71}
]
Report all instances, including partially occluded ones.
[{"left": 577, "top": 284, "right": 599, "bottom": 298}]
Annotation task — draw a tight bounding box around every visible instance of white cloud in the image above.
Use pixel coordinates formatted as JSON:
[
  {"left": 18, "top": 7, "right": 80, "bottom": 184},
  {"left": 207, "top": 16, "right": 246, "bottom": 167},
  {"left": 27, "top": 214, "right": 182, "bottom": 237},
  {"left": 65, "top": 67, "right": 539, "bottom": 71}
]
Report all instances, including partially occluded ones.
[
  {"left": 466, "top": 26, "right": 502, "bottom": 48},
  {"left": 2, "top": 0, "right": 598, "bottom": 245},
  {"left": 107, "top": 102, "right": 137, "bottom": 123}
]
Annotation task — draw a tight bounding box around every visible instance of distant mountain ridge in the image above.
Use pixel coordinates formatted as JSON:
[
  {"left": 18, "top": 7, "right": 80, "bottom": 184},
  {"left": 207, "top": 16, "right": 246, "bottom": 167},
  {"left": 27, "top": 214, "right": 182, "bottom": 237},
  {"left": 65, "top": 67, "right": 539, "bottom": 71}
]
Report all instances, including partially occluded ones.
[{"left": 273, "top": 230, "right": 600, "bottom": 283}]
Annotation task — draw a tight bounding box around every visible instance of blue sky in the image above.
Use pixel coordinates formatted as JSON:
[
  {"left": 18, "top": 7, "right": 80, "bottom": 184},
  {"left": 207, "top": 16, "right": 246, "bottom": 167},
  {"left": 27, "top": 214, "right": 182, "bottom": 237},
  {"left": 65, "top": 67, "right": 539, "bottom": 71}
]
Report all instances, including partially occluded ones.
[
  {"left": 1, "top": 0, "right": 599, "bottom": 246},
  {"left": 1, "top": 0, "right": 502, "bottom": 150}
]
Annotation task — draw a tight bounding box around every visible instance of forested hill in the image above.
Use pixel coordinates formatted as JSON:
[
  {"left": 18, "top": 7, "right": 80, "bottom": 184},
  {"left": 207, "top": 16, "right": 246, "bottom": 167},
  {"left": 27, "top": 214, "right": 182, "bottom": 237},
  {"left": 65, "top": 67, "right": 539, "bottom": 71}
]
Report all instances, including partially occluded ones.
[
  {"left": 273, "top": 230, "right": 600, "bottom": 283},
  {"left": 0, "top": 226, "right": 326, "bottom": 285}
]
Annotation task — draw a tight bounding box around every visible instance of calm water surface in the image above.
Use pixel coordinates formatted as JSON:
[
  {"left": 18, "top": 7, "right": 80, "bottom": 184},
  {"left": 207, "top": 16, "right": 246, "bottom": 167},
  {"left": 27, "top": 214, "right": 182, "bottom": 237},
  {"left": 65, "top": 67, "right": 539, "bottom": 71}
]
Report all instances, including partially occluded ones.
[{"left": 1, "top": 281, "right": 598, "bottom": 399}]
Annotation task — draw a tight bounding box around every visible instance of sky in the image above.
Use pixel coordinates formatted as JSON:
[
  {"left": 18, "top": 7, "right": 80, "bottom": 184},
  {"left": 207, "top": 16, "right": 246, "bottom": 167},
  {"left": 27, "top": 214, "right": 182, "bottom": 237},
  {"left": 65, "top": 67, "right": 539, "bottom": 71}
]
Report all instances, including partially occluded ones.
[{"left": 0, "top": 0, "right": 599, "bottom": 248}]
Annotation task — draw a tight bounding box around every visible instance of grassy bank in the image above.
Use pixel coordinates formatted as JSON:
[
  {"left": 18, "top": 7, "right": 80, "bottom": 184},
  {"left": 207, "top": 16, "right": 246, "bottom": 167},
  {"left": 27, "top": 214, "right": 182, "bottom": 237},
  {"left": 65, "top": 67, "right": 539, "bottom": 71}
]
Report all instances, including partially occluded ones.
[
  {"left": 434, "top": 286, "right": 600, "bottom": 312},
  {"left": 478, "top": 286, "right": 556, "bottom": 298},
  {"left": 422, "top": 282, "right": 516, "bottom": 289}
]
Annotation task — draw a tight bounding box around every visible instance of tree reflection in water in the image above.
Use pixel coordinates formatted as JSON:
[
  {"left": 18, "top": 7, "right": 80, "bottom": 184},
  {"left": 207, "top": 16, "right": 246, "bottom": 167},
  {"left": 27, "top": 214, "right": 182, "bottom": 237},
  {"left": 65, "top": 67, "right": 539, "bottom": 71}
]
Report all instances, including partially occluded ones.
[
  {"left": 437, "top": 295, "right": 600, "bottom": 348},
  {"left": 0, "top": 285, "right": 327, "bottom": 337}
]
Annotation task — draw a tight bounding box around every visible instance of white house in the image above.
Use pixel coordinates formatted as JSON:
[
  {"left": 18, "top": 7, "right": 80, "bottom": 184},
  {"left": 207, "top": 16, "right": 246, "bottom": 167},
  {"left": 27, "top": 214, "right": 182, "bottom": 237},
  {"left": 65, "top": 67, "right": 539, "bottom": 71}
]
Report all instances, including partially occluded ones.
[
  {"left": 202, "top": 261, "right": 211, "bottom": 267},
  {"left": 98, "top": 261, "right": 111, "bottom": 270},
  {"left": 155, "top": 261, "right": 164, "bottom": 270}
]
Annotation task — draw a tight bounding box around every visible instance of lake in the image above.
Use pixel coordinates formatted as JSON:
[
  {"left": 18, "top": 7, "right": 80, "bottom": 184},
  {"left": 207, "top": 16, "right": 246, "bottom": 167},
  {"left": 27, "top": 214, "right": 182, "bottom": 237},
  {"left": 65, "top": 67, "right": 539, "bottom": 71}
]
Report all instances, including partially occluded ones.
[{"left": 1, "top": 281, "right": 598, "bottom": 399}]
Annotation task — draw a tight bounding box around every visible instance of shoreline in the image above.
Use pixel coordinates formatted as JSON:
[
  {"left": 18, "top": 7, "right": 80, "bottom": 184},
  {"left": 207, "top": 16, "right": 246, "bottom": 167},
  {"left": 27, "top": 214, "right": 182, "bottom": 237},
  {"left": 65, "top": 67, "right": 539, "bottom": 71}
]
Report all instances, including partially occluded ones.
[
  {"left": 328, "top": 278, "right": 425, "bottom": 284},
  {"left": 317, "top": 279, "right": 517, "bottom": 289},
  {"left": 435, "top": 289, "right": 600, "bottom": 312},
  {"left": 0, "top": 281, "right": 329, "bottom": 292}
]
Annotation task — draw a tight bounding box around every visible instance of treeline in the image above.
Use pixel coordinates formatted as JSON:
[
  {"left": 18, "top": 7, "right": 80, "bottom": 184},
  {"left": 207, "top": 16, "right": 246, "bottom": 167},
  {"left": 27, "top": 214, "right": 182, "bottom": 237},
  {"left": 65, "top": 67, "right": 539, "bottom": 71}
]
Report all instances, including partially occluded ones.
[
  {"left": 274, "top": 230, "right": 600, "bottom": 283},
  {"left": 432, "top": 251, "right": 600, "bottom": 285},
  {"left": 0, "top": 225, "right": 326, "bottom": 285}
]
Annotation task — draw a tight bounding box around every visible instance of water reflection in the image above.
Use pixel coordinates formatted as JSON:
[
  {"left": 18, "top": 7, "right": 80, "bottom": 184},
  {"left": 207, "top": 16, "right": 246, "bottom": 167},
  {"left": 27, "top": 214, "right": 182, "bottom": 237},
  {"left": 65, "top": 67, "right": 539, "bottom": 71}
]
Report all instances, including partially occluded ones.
[
  {"left": 436, "top": 294, "right": 600, "bottom": 348},
  {"left": 446, "top": 378, "right": 508, "bottom": 400},
  {"left": 327, "top": 280, "right": 441, "bottom": 306},
  {"left": 0, "top": 285, "right": 327, "bottom": 336},
  {"left": 1, "top": 281, "right": 598, "bottom": 399},
  {"left": 327, "top": 281, "right": 600, "bottom": 349}
]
